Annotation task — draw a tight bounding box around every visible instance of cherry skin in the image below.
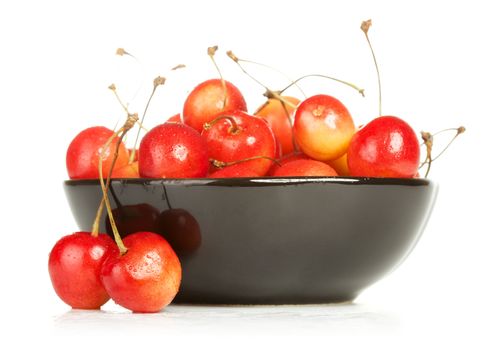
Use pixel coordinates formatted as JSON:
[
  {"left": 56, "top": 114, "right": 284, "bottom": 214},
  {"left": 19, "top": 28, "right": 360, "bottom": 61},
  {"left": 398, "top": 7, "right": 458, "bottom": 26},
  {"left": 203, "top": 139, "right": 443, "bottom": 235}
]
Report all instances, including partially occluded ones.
[
  {"left": 347, "top": 116, "right": 420, "bottom": 178},
  {"left": 293, "top": 95, "right": 355, "bottom": 161},
  {"left": 327, "top": 153, "right": 350, "bottom": 176},
  {"left": 183, "top": 79, "right": 247, "bottom": 132},
  {"left": 202, "top": 111, "right": 276, "bottom": 176},
  {"left": 157, "top": 209, "right": 202, "bottom": 256},
  {"left": 139, "top": 122, "right": 209, "bottom": 178},
  {"left": 105, "top": 204, "right": 160, "bottom": 237},
  {"left": 112, "top": 161, "right": 139, "bottom": 178},
  {"left": 66, "top": 126, "right": 130, "bottom": 179},
  {"left": 100, "top": 231, "right": 182, "bottom": 313},
  {"left": 166, "top": 113, "right": 182, "bottom": 123},
  {"left": 48, "top": 232, "right": 118, "bottom": 309},
  {"left": 267, "top": 152, "right": 308, "bottom": 175},
  {"left": 254, "top": 96, "right": 300, "bottom": 156},
  {"left": 208, "top": 162, "right": 262, "bottom": 178},
  {"left": 272, "top": 159, "right": 338, "bottom": 177}
]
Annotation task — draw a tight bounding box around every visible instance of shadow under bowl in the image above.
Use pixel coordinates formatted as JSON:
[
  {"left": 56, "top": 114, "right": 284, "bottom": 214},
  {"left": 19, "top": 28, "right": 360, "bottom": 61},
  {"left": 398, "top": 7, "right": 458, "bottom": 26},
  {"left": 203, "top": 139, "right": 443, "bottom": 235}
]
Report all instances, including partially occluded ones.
[{"left": 64, "top": 177, "right": 438, "bottom": 304}]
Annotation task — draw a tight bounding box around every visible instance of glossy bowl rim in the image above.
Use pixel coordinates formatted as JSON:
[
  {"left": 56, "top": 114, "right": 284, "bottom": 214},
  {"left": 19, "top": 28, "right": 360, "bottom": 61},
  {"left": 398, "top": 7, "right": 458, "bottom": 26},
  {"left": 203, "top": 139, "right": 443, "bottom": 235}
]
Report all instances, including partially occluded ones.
[{"left": 64, "top": 177, "right": 433, "bottom": 187}]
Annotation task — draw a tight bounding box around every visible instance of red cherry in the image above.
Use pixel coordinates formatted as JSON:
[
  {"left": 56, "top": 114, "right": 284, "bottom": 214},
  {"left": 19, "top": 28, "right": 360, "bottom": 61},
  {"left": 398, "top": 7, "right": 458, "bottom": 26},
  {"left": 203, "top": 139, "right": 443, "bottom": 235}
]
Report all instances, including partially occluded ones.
[
  {"left": 183, "top": 79, "right": 247, "bottom": 132},
  {"left": 166, "top": 113, "right": 182, "bottom": 123},
  {"left": 100, "top": 231, "right": 182, "bottom": 313},
  {"left": 293, "top": 95, "right": 355, "bottom": 161},
  {"left": 48, "top": 232, "right": 118, "bottom": 309},
  {"left": 105, "top": 204, "right": 160, "bottom": 237},
  {"left": 202, "top": 111, "right": 276, "bottom": 176},
  {"left": 157, "top": 209, "right": 202, "bottom": 255},
  {"left": 267, "top": 152, "right": 308, "bottom": 175},
  {"left": 254, "top": 96, "right": 300, "bottom": 156},
  {"left": 139, "top": 122, "right": 209, "bottom": 178},
  {"left": 66, "top": 126, "right": 130, "bottom": 179},
  {"left": 208, "top": 162, "right": 261, "bottom": 178},
  {"left": 347, "top": 116, "right": 420, "bottom": 178},
  {"left": 272, "top": 159, "right": 338, "bottom": 177}
]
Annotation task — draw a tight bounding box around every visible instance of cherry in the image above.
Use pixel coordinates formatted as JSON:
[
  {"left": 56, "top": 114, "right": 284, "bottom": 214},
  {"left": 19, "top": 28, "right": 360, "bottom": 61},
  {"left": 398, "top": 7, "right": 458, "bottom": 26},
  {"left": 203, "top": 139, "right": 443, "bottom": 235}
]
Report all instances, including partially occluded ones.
[
  {"left": 183, "top": 79, "right": 247, "bottom": 132},
  {"left": 157, "top": 209, "right": 201, "bottom": 255},
  {"left": 167, "top": 113, "right": 182, "bottom": 123},
  {"left": 100, "top": 231, "right": 182, "bottom": 313},
  {"left": 139, "top": 122, "right": 209, "bottom": 178},
  {"left": 112, "top": 161, "right": 139, "bottom": 178},
  {"left": 327, "top": 153, "right": 350, "bottom": 176},
  {"left": 66, "top": 126, "right": 130, "bottom": 179},
  {"left": 347, "top": 116, "right": 420, "bottom": 178},
  {"left": 272, "top": 159, "right": 337, "bottom": 177},
  {"left": 293, "top": 94, "right": 355, "bottom": 161},
  {"left": 48, "top": 232, "right": 118, "bottom": 309},
  {"left": 208, "top": 162, "right": 260, "bottom": 178},
  {"left": 254, "top": 96, "right": 300, "bottom": 156},
  {"left": 202, "top": 111, "right": 276, "bottom": 176}
]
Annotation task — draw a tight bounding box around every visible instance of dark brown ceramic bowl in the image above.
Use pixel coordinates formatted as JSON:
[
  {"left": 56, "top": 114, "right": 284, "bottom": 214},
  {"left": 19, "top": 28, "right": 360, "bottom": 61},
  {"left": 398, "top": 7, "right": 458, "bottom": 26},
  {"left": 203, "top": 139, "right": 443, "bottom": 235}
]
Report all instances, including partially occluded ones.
[{"left": 64, "top": 177, "right": 438, "bottom": 304}]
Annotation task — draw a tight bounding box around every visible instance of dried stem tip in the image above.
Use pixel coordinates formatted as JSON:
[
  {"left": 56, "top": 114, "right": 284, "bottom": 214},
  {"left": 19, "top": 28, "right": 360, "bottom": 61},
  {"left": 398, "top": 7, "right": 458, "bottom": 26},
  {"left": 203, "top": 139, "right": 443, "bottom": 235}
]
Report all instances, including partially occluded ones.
[
  {"left": 108, "top": 84, "right": 116, "bottom": 91},
  {"left": 171, "top": 64, "right": 186, "bottom": 71},
  {"left": 226, "top": 50, "right": 239, "bottom": 62},
  {"left": 116, "top": 48, "right": 129, "bottom": 56},
  {"left": 154, "top": 76, "right": 166, "bottom": 88},
  {"left": 361, "top": 19, "right": 372, "bottom": 34},
  {"left": 208, "top": 45, "right": 219, "bottom": 57}
]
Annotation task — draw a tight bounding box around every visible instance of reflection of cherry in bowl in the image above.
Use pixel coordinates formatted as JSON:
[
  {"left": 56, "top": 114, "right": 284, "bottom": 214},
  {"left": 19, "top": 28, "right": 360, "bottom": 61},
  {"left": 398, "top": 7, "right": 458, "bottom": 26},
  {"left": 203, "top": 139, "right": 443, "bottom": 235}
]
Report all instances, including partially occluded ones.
[
  {"left": 157, "top": 208, "right": 201, "bottom": 256},
  {"left": 65, "top": 177, "right": 438, "bottom": 304},
  {"left": 105, "top": 203, "right": 160, "bottom": 238}
]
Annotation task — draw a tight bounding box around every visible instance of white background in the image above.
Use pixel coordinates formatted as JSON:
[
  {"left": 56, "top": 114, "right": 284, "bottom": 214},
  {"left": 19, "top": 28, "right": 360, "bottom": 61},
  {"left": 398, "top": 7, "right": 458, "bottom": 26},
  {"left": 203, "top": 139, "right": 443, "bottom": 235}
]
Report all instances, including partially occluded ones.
[{"left": 1, "top": 0, "right": 493, "bottom": 348}]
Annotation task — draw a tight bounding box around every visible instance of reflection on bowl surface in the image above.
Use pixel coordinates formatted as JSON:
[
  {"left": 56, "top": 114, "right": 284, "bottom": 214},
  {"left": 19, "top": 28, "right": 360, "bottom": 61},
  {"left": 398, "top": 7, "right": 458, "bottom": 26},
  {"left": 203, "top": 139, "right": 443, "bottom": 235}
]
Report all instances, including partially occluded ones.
[{"left": 64, "top": 177, "right": 438, "bottom": 304}]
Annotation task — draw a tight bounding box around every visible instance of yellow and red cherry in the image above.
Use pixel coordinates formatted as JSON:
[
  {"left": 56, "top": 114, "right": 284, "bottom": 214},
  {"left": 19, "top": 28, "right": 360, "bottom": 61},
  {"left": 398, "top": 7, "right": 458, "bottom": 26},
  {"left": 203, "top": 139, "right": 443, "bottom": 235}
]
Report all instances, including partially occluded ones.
[
  {"left": 254, "top": 96, "right": 300, "bottom": 156},
  {"left": 66, "top": 126, "right": 130, "bottom": 179},
  {"left": 166, "top": 113, "right": 182, "bottom": 123},
  {"left": 327, "top": 153, "right": 350, "bottom": 176},
  {"left": 139, "top": 122, "right": 209, "bottom": 178},
  {"left": 48, "top": 232, "right": 118, "bottom": 309},
  {"left": 183, "top": 79, "right": 247, "bottom": 132},
  {"left": 293, "top": 95, "right": 355, "bottom": 161},
  {"left": 347, "top": 116, "right": 420, "bottom": 178}
]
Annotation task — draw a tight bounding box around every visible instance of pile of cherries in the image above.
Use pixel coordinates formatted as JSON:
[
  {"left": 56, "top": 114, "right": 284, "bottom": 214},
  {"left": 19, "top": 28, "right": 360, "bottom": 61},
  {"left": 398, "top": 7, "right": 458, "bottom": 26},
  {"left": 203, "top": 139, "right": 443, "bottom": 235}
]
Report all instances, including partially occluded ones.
[
  {"left": 65, "top": 76, "right": 420, "bottom": 181},
  {"left": 49, "top": 20, "right": 460, "bottom": 313}
]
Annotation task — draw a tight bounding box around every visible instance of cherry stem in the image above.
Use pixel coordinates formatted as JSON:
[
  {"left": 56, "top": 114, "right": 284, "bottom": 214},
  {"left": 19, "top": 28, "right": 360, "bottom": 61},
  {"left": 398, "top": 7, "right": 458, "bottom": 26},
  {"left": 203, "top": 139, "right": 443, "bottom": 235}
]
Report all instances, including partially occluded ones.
[
  {"left": 208, "top": 46, "right": 227, "bottom": 109},
  {"left": 109, "top": 85, "right": 148, "bottom": 134},
  {"left": 279, "top": 74, "right": 365, "bottom": 97},
  {"left": 419, "top": 126, "right": 465, "bottom": 177},
  {"left": 361, "top": 19, "right": 382, "bottom": 116},
  {"left": 203, "top": 115, "right": 240, "bottom": 134},
  {"left": 211, "top": 155, "right": 281, "bottom": 168},
  {"left": 129, "top": 76, "right": 166, "bottom": 163},
  {"left": 96, "top": 113, "right": 139, "bottom": 254},
  {"left": 225, "top": 51, "right": 298, "bottom": 108},
  {"left": 226, "top": 50, "right": 307, "bottom": 98}
]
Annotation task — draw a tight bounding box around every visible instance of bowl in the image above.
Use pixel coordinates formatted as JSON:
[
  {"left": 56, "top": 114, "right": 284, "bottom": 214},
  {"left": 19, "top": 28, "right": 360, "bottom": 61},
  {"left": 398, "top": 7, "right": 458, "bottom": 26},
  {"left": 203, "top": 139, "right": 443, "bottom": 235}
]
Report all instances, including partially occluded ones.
[{"left": 64, "top": 177, "right": 438, "bottom": 304}]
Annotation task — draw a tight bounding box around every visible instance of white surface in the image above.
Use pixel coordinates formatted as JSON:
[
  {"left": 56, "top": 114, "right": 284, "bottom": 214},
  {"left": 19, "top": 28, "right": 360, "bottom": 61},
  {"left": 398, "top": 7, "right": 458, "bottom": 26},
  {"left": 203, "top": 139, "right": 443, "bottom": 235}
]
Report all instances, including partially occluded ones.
[{"left": 1, "top": 0, "right": 493, "bottom": 348}]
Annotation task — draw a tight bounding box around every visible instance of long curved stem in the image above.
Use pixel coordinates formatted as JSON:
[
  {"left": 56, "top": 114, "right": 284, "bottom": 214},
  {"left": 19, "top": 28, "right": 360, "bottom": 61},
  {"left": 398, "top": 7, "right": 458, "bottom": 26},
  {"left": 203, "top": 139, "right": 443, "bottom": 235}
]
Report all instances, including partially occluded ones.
[{"left": 279, "top": 74, "right": 365, "bottom": 97}]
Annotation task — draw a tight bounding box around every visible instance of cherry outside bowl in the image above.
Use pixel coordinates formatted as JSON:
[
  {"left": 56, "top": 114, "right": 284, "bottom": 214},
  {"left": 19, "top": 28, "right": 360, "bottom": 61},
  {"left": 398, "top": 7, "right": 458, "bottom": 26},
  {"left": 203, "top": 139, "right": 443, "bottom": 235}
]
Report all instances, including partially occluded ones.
[{"left": 64, "top": 177, "right": 438, "bottom": 304}]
